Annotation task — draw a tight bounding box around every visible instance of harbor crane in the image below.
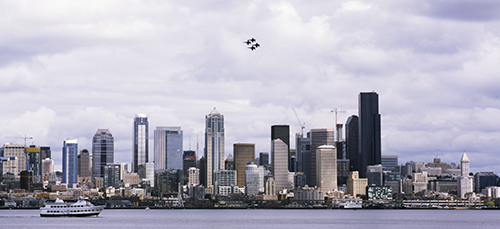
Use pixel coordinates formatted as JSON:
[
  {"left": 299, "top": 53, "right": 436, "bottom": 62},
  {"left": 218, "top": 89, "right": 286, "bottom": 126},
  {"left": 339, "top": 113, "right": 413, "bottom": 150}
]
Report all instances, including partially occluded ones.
[{"left": 292, "top": 108, "right": 305, "bottom": 138}]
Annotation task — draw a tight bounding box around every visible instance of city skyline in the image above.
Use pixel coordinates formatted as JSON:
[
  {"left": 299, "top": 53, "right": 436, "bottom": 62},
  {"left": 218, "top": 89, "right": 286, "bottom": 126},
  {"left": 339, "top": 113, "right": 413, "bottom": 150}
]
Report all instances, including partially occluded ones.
[{"left": 1, "top": 1, "right": 500, "bottom": 175}]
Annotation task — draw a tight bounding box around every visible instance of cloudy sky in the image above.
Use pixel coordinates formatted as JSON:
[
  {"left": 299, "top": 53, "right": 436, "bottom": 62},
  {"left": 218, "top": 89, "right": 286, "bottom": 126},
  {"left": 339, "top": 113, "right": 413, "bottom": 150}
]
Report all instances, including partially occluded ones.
[{"left": 1, "top": 0, "right": 500, "bottom": 173}]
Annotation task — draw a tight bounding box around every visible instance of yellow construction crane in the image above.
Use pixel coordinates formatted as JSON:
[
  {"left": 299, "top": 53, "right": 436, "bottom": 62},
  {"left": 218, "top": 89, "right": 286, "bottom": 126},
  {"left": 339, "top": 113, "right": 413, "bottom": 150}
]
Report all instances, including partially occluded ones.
[{"left": 292, "top": 108, "right": 305, "bottom": 138}]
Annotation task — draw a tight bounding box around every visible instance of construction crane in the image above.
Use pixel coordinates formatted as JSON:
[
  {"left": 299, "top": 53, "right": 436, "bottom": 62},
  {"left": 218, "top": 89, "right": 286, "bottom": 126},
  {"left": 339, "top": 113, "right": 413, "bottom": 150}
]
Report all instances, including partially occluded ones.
[
  {"left": 331, "top": 108, "right": 346, "bottom": 142},
  {"left": 292, "top": 108, "right": 305, "bottom": 137},
  {"left": 331, "top": 108, "right": 346, "bottom": 125},
  {"left": 5, "top": 135, "right": 33, "bottom": 146}
]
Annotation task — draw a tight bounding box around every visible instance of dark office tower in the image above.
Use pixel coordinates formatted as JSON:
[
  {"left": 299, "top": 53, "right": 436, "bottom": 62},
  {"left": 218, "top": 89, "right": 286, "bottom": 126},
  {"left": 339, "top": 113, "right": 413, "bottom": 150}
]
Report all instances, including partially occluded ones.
[
  {"left": 296, "top": 134, "right": 311, "bottom": 184},
  {"left": 309, "top": 129, "right": 335, "bottom": 187},
  {"left": 259, "top": 152, "right": 269, "bottom": 167},
  {"left": 26, "top": 145, "right": 42, "bottom": 177},
  {"left": 345, "top": 115, "right": 359, "bottom": 172},
  {"left": 78, "top": 149, "right": 91, "bottom": 178},
  {"left": 233, "top": 143, "right": 255, "bottom": 187},
  {"left": 183, "top": 150, "right": 197, "bottom": 185},
  {"left": 40, "top": 146, "right": 51, "bottom": 159},
  {"left": 225, "top": 154, "right": 234, "bottom": 170},
  {"left": 358, "top": 92, "right": 381, "bottom": 178},
  {"left": 271, "top": 125, "right": 291, "bottom": 171},
  {"left": 198, "top": 156, "right": 206, "bottom": 187},
  {"left": 183, "top": 150, "right": 196, "bottom": 160},
  {"left": 183, "top": 156, "right": 196, "bottom": 185},
  {"left": 92, "top": 129, "right": 114, "bottom": 178},
  {"left": 133, "top": 114, "right": 149, "bottom": 173}
]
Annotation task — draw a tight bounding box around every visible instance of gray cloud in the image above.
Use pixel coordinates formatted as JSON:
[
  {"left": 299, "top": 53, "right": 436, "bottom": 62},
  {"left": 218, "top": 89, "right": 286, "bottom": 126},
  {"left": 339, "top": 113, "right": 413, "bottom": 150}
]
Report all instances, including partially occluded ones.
[{"left": 1, "top": 0, "right": 499, "bottom": 173}]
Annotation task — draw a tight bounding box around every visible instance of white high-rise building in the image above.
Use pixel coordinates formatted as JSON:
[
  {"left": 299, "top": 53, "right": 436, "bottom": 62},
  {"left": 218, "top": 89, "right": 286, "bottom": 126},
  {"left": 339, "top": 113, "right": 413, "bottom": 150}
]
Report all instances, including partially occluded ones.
[
  {"left": 2, "top": 143, "right": 25, "bottom": 175},
  {"left": 245, "top": 161, "right": 264, "bottom": 196},
  {"left": 154, "top": 127, "right": 183, "bottom": 172},
  {"left": 133, "top": 114, "right": 148, "bottom": 173},
  {"left": 458, "top": 152, "right": 473, "bottom": 198},
  {"left": 271, "top": 139, "right": 290, "bottom": 194},
  {"left": 205, "top": 108, "right": 225, "bottom": 190},
  {"left": 316, "top": 145, "right": 337, "bottom": 192},
  {"left": 146, "top": 162, "right": 155, "bottom": 187}
]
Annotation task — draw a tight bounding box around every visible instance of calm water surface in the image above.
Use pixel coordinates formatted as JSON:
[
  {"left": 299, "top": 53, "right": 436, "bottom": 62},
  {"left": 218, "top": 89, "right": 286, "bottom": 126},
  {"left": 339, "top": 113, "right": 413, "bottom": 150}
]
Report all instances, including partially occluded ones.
[{"left": 1, "top": 209, "right": 499, "bottom": 229}]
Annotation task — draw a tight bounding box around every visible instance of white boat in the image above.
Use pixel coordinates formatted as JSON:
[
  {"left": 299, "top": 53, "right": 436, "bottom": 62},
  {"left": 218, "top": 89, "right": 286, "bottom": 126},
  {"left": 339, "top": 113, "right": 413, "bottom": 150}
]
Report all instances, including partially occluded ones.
[
  {"left": 40, "top": 198, "right": 105, "bottom": 217},
  {"left": 338, "top": 200, "right": 363, "bottom": 209}
]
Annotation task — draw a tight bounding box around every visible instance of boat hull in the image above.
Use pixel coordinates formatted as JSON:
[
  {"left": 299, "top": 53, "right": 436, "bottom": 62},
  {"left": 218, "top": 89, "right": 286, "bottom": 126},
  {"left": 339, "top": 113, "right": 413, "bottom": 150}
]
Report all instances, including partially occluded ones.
[{"left": 40, "top": 211, "right": 102, "bottom": 217}]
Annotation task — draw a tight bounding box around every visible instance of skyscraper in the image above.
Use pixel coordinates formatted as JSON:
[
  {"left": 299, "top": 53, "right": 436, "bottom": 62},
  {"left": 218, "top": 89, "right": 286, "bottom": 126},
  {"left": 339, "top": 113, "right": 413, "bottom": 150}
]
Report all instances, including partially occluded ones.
[
  {"left": 92, "top": 129, "right": 114, "bottom": 178},
  {"left": 358, "top": 92, "right": 381, "bottom": 177},
  {"left": 316, "top": 145, "right": 337, "bottom": 192},
  {"left": 233, "top": 143, "right": 255, "bottom": 187},
  {"left": 154, "top": 126, "right": 183, "bottom": 172},
  {"left": 458, "top": 152, "right": 473, "bottom": 198},
  {"left": 133, "top": 114, "right": 148, "bottom": 173},
  {"left": 78, "top": 149, "right": 91, "bottom": 188},
  {"left": 2, "top": 143, "right": 25, "bottom": 175},
  {"left": 78, "top": 149, "right": 91, "bottom": 178},
  {"left": 259, "top": 152, "right": 269, "bottom": 168},
  {"left": 40, "top": 146, "right": 51, "bottom": 160},
  {"left": 205, "top": 108, "right": 225, "bottom": 191},
  {"left": 345, "top": 115, "right": 359, "bottom": 172},
  {"left": 271, "top": 125, "right": 291, "bottom": 171},
  {"left": 25, "top": 145, "right": 42, "bottom": 178},
  {"left": 62, "top": 139, "right": 78, "bottom": 188},
  {"left": 309, "top": 129, "right": 335, "bottom": 187},
  {"left": 245, "top": 161, "right": 264, "bottom": 196},
  {"left": 271, "top": 139, "right": 289, "bottom": 194},
  {"left": 296, "top": 134, "right": 311, "bottom": 184}
]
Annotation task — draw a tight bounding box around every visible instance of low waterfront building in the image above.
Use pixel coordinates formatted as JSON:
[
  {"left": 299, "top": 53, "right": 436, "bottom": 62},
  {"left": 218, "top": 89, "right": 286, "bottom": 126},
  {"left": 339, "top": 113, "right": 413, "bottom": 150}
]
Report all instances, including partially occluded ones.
[
  {"left": 294, "top": 186, "right": 325, "bottom": 201},
  {"left": 347, "top": 171, "right": 367, "bottom": 197},
  {"left": 366, "top": 186, "right": 393, "bottom": 200}
]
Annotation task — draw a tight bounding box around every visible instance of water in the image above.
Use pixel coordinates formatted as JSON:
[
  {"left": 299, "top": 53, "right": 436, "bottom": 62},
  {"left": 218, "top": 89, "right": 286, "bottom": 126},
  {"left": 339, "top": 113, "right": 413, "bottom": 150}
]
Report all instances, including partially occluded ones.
[{"left": 1, "top": 209, "right": 500, "bottom": 229}]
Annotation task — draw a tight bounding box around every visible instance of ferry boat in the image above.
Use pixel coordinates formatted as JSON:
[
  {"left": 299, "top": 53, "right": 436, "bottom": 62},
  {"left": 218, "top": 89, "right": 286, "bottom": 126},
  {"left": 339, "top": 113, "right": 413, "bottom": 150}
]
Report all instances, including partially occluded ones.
[
  {"left": 338, "top": 200, "right": 363, "bottom": 209},
  {"left": 40, "top": 197, "right": 105, "bottom": 217}
]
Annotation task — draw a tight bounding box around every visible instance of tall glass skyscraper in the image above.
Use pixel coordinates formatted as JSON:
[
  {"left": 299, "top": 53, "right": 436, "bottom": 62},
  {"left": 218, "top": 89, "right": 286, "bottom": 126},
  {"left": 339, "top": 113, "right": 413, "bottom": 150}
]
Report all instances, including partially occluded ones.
[
  {"left": 133, "top": 114, "right": 148, "bottom": 173},
  {"left": 205, "top": 108, "right": 225, "bottom": 190},
  {"left": 92, "top": 129, "right": 114, "bottom": 178},
  {"left": 154, "top": 126, "right": 183, "bottom": 172},
  {"left": 358, "top": 92, "right": 381, "bottom": 177},
  {"left": 345, "top": 115, "right": 359, "bottom": 172},
  {"left": 62, "top": 139, "right": 78, "bottom": 188}
]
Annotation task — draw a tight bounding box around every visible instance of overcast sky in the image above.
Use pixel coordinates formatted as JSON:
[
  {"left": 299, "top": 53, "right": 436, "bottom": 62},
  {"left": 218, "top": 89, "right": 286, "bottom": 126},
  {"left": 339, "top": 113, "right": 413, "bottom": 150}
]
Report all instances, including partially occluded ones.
[{"left": 1, "top": 0, "right": 500, "bottom": 173}]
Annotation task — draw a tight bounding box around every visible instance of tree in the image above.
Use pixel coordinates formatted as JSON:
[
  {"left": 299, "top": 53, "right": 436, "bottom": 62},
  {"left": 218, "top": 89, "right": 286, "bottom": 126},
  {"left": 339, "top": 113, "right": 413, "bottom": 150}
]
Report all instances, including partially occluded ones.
[{"left": 485, "top": 201, "right": 495, "bottom": 207}]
